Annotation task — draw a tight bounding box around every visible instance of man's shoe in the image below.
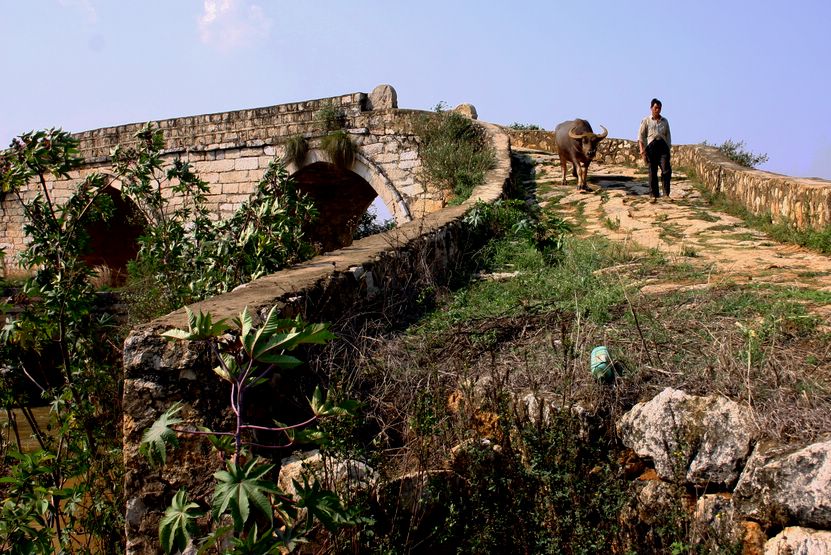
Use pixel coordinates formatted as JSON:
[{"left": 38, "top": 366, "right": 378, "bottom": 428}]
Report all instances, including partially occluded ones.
[{"left": 649, "top": 197, "right": 657, "bottom": 204}]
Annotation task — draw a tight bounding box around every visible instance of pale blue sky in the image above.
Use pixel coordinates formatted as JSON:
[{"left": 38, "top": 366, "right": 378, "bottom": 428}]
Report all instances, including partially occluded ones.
[{"left": 2, "top": 0, "right": 830, "bottom": 179}]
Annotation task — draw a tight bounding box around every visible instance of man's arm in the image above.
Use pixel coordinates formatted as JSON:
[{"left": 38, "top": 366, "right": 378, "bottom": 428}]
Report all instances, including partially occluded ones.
[{"left": 638, "top": 118, "right": 648, "bottom": 161}]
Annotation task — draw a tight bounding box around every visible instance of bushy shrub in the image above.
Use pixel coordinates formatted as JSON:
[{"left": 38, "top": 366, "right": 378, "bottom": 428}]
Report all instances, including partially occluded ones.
[
  {"left": 703, "top": 138, "right": 769, "bottom": 168},
  {"left": 0, "top": 129, "right": 125, "bottom": 552},
  {"left": 143, "top": 306, "right": 360, "bottom": 553},
  {"left": 415, "top": 103, "right": 496, "bottom": 202},
  {"left": 508, "top": 122, "right": 543, "bottom": 130}
]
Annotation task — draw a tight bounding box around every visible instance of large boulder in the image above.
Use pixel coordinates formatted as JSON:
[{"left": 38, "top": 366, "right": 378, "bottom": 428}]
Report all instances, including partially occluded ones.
[
  {"left": 278, "top": 449, "right": 377, "bottom": 500},
  {"left": 764, "top": 526, "right": 831, "bottom": 554},
  {"left": 734, "top": 440, "right": 831, "bottom": 529},
  {"left": 617, "top": 388, "right": 756, "bottom": 488}
]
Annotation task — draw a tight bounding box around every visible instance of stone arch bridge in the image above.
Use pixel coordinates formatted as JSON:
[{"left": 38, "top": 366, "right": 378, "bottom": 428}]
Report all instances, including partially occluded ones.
[{"left": 0, "top": 84, "right": 486, "bottom": 276}]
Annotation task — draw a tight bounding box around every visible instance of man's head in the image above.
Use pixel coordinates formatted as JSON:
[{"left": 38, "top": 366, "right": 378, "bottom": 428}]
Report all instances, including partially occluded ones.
[{"left": 650, "top": 98, "right": 662, "bottom": 119}]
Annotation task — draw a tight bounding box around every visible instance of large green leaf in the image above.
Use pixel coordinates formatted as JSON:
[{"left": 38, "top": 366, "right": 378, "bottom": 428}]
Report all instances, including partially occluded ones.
[
  {"left": 212, "top": 459, "right": 277, "bottom": 532},
  {"left": 140, "top": 402, "right": 184, "bottom": 466},
  {"left": 292, "top": 477, "right": 352, "bottom": 531},
  {"left": 309, "top": 387, "right": 360, "bottom": 417},
  {"left": 159, "top": 489, "right": 203, "bottom": 554},
  {"left": 213, "top": 352, "right": 240, "bottom": 382},
  {"left": 254, "top": 353, "right": 302, "bottom": 368},
  {"left": 236, "top": 306, "right": 254, "bottom": 344}
]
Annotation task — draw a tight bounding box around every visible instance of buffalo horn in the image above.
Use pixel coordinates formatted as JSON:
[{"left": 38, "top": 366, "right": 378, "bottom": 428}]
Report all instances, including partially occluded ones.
[{"left": 568, "top": 127, "right": 588, "bottom": 140}]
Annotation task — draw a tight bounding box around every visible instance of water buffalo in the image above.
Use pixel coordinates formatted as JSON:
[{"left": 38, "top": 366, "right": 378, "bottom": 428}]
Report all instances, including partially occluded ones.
[{"left": 554, "top": 119, "right": 608, "bottom": 191}]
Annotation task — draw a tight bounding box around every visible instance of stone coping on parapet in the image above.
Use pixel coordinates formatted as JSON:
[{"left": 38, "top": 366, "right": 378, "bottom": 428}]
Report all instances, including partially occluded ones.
[
  {"left": 69, "top": 85, "right": 400, "bottom": 162},
  {"left": 68, "top": 92, "right": 369, "bottom": 161}
]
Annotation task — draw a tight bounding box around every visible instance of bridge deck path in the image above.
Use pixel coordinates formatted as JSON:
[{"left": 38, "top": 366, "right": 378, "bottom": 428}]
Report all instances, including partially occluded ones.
[{"left": 517, "top": 148, "right": 831, "bottom": 327}]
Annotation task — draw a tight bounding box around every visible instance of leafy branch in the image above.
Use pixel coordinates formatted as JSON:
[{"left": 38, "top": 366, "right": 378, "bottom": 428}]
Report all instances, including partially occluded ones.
[{"left": 142, "top": 305, "right": 358, "bottom": 552}]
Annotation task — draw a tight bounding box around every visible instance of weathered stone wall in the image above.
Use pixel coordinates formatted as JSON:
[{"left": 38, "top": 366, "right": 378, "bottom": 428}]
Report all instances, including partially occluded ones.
[
  {"left": 0, "top": 85, "right": 446, "bottom": 276},
  {"left": 673, "top": 144, "right": 831, "bottom": 230},
  {"left": 507, "top": 128, "right": 644, "bottom": 165},
  {"left": 508, "top": 128, "right": 831, "bottom": 231},
  {"left": 121, "top": 121, "right": 511, "bottom": 554}
]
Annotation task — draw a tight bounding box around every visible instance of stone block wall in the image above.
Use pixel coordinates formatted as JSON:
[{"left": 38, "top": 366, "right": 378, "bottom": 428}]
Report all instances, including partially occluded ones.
[
  {"left": 120, "top": 121, "right": 511, "bottom": 554},
  {"left": 673, "top": 144, "right": 831, "bottom": 230},
  {"left": 508, "top": 128, "right": 831, "bottom": 231}
]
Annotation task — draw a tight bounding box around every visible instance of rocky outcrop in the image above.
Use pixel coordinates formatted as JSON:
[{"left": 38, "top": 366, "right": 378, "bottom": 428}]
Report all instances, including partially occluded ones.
[
  {"left": 734, "top": 440, "right": 831, "bottom": 530},
  {"left": 617, "top": 387, "right": 831, "bottom": 550},
  {"left": 617, "top": 387, "right": 756, "bottom": 488},
  {"left": 453, "top": 103, "right": 478, "bottom": 120},
  {"left": 764, "top": 526, "right": 831, "bottom": 554}
]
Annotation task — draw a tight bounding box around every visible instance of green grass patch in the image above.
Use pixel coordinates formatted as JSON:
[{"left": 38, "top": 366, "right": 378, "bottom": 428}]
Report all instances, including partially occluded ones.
[
  {"left": 414, "top": 235, "right": 640, "bottom": 335},
  {"left": 658, "top": 222, "right": 684, "bottom": 242},
  {"left": 680, "top": 244, "right": 699, "bottom": 257},
  {"left": 602, "top": 216, "right": 620, "bottom": 230},
  {"left": 706, "top": 223, "right": 739, "bottom": 232},
  {"left": 688, "top": 208, "right": 720, "bottom": 223}
]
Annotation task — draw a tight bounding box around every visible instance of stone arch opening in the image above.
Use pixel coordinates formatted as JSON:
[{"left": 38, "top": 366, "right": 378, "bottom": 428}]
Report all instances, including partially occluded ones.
[
  {"left": 82, "top": 186, "right": 146, "bottom": 286},
  {"left": 291, "top": 162, "right": 378, "bottom": 253}
]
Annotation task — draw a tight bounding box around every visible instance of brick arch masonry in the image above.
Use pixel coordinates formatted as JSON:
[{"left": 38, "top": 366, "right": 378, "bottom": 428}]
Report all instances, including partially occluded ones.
[
  {"left": 291, "top": 161, "right": 378, "bottom": 252},
  {"left": 81, "top": 185, "right": 146, "bottom": 285}
]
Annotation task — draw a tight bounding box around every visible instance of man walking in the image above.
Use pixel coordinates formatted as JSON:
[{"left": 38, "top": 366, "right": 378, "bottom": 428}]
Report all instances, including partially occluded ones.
[{"left": 638, "top": 98, "right": 672, "bottom": 202}]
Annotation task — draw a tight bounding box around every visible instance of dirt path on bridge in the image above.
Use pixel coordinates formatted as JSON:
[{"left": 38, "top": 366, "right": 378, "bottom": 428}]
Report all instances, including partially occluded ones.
[{"left": 519, "top": 148, "right": 831, "bottom": 326}]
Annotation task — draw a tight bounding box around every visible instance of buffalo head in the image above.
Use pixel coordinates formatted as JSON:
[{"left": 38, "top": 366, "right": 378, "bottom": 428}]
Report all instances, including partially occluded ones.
[{"left": 568, "top": 125, "right": 608, "bottom": 161}]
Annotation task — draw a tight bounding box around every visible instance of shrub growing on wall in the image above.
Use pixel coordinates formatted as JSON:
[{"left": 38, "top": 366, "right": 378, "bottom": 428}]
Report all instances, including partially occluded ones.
[
  {"left": 316, "top": 101, "right": 347, "bottom": 133},
  {"left": 321, "top": 129, "right": 358, "bottom": 170},
  {"left": 415, "top": 102, "right": 496, "bottom": 202},
  {"left": 703, "top": 138, "right": 769, "bottom": 168},
  {"left": 282, "top": 134, "right": 308, "bottom": 167}
]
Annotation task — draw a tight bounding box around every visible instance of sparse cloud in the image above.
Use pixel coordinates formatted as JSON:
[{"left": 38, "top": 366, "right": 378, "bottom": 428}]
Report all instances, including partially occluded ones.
[
  {"left": 197, "top": 0, "right": 272, "bottom": 52},
  {"left": 57, "top": 0, "right": 98, "bottom": 24}
]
